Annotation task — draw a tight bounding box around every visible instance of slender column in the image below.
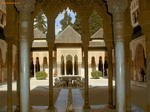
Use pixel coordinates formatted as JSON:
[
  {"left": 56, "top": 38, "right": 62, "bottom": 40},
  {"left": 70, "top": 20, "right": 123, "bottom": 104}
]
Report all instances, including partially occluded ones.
[
  {"left": 14, "top": 48, "right": 20, "bottom": 112},
  {"left": 19, "top": 11, "right": 31, "bottom": 112},
  {"left": 7, "top": 42, "right": 13, "bottom": 112},
  {"left": 15, "top": 1, "right": 35, "bottom": 110},
  {"left": 113, "top": 13, "right": 126, "bottom": 112},
  {"left": 64, "top": 58, "right": 66, "bottom": 75},
  {"left": 124, "top": 7, "right": 132, "bottom": 112},
  {"left": 72, "top": 60, "right": 74, "bottom": 75},
  {"left": 47, "top": 46, "right": 55, "bottom": 109},
  {"left": 83, "top": 46, "right": 90, "bottom": 109},
  {"left": 125, "top": 41, "right": 131, "bottom": 112},
  {"left": 81, "top": 15, "right": 90, "bottom": 109},
  {"left": 107, "top": 47, "right": 114, "bottom": 108},
  {"left": 46, "top": 14, "right": 55, "bottom": 110},
  {"left": 108, "top": 1, "right": 127, "bottom": 112}
]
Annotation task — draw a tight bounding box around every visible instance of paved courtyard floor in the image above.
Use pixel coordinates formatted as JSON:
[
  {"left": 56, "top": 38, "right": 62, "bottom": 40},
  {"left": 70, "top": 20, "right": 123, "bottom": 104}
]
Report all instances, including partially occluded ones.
[{"left": 0, "top": 77, "right": 146, "bottom": 112}]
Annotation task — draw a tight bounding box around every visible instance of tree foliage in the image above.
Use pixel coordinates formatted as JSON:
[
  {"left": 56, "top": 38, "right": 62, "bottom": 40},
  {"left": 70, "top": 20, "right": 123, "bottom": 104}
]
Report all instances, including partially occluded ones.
[
  {"left": 34, "top": 10, "right": 47, "bottom": 34},
  {"left": 89, "top": 10, "right": 103, "bottom": 36},
  {"left": 60, "top": 11, "right": 73, "bottom": 32},
  {"left": 72, "top": 10, "right": 102, "bottom": 36},
  {"left": 73, "top": 14, "right": 82, "bottom": 34}
]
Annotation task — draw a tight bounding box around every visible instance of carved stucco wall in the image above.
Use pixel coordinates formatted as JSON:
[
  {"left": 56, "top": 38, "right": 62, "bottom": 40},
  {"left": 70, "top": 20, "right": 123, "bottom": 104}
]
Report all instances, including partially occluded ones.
[{"left": 130, "top": 35, "right": 146, "bottom": 61}]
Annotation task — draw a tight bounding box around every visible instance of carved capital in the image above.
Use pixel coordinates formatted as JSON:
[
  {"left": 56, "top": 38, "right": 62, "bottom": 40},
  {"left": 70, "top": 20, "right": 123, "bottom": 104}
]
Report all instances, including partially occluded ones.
[
  {"left": 15, "top": 0, "right": 35, "bottom": 12},
  {"left": 107, "top": 0, "right": 128, "bottom": 14}
]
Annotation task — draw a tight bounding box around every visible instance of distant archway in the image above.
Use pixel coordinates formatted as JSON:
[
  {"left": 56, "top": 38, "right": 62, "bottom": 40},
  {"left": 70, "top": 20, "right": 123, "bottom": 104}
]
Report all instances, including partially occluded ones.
[
  {"left": 135, "top": 44, "right": 145, "bottom": 71},
  {"left": 91, "top": 56, "right": 96, "bottom": 71},
  {"left": 74, "top": 55, "right": 78, "bottom": 75},
  {"left": 66, "top": 54, "right": 72, "bottom": 75},
  {"left": 61, "top": 55, "right": 65, "bottom": 75}
]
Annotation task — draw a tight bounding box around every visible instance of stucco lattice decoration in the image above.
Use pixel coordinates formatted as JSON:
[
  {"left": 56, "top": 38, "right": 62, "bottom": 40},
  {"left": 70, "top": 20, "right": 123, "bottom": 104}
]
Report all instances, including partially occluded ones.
[
  {"left": 15, "top": 0, "right": 36, "bottom": 12},
  {"left": 107, "top": 0, "right": 128, "bottom": 14},
  {"left": 130, "top": 35, "right": 146, "bottom": 61}
]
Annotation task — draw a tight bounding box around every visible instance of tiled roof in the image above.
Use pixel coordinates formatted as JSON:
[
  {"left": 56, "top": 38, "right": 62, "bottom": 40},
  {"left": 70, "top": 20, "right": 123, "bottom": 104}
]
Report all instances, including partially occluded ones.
[
  {"left": 91, "top": 28, "right": 103, "bottom": 39},
  {"left": 32, "top": 40, "right": 47, "bottom": 47},
  {"left": 34, "top": 28, "right": 46, "bottom": 38},
  {"left": 55, "top": 25, "right": 82, "bottom": 43},
  {"left": 89, "top": 40, "right": 105, "bottom": 47}
]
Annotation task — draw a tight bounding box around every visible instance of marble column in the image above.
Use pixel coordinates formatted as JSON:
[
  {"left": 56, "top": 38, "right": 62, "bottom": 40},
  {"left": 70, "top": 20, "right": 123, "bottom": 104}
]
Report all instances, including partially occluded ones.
[
  {"left": 64, "top": 58, "right": 66, "bottom": 75},
  {"left": 83, "top": 46, "right": 90, "bottom": 109},
  {"left": 46, "top": 14, "right": 55, "bottom": 110},
  {"left": 107, "top": 47, "right": 114, "bottom": 108},
  {"left": 81, "top": 15, "right": 90, "bottom": 109},
  {"left": 72, "top": 60, "right": 74, "bottom": 75},
  {"left": 15, "top": 1, "right": 35, "bottom": 111},
  {"left": 108, "top": 0, "right": 127, "bottom": 112},
  {"left": 124, "top": 7, "right": 132, "bottom": 112},
  {"left": 47, "top": 45, "right": 55, "bottom": 110},
  {"left": 7, "top": 42, "right": 13, "bottom": 112},
  {"left": 15, "top": 48, "right": 20, "bottom": 112}
]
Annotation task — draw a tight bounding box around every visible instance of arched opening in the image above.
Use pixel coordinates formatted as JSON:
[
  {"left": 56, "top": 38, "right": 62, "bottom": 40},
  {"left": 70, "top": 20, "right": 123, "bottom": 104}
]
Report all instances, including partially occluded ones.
[
  {"left": 61, "top": 55, "right": 65, "bottom": 75},
  {"left": 55, "top": 7, "right": 81, "bottom": 35},
  {"left": 91, "top": 56, "right": 96, "bottom": 71},
  {"left": 74, "top": 55, "right": 78, "bottom": 75},
  {"left": 98, "top": 56, "right": 103, "bottom": 75},
  {"left": 66, "top": 54, "right": 72, "bottom": 75},
  {"left": 134, "top": 44, "right": 146, "bottom": 81}
]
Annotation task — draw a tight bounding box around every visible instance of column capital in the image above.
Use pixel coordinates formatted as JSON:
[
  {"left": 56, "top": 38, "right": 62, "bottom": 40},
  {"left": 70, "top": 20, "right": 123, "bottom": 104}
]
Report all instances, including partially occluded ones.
[
  {"left": 15, "top": 0, "right": 35, "bottom": 12},
  {"left": 107, "top": 0, "right": 128, "bottom": 14}
]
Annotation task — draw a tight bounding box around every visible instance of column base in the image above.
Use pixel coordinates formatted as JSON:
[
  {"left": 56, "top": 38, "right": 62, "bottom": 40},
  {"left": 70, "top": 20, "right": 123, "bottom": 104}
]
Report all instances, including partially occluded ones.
[
  {"left": 126, "top": 106, "right": 131, "bottom": 112},
  {"left": 107, "top": 104, "right": 115, "bottom": 109},
  {"left": 83, "top": 104, "right": 91, "bottom": 109},
  {"left": 47, "top": 106, "right": 55, "bottom": 110},
  {"left": 14, "top": 106, "right": 20, "bottom": 112}
]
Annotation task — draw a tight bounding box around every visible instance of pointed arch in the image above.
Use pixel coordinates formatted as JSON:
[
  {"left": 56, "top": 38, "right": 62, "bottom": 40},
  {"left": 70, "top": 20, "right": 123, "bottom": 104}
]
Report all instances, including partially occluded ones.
[
  {"left": 61, "top": 55, "right": 65, "bottom": 75},
  {"left": 135, "top": 44, "right": 146, "bottom": 71},
  {"left": 66, "top": 54, "right": 73, "bottom": 75},
  {"left": 91, "top": 56, "right": 96, "bottom": 71},
  {"left": 74, "top": 55, "right": 78, "bottom": 75}
]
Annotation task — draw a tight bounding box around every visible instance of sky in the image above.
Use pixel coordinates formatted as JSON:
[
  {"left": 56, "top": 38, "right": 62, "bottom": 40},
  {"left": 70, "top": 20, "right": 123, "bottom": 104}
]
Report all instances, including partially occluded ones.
[{"left": 55, "top": 8, "right": 76, "bottom": 35}]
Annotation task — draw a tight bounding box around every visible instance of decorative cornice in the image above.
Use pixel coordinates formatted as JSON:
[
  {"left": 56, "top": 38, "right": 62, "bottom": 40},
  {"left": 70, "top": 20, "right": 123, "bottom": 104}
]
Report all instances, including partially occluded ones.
[
  {"left": 107, "top": 0, "right": 128, "bottom": 14},
  {"left": 15, "top": 0, "right": 35, "bottom": 12}
]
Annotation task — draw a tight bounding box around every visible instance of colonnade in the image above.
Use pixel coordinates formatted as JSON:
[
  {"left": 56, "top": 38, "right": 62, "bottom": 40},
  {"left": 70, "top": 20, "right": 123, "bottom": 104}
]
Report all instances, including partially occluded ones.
[{"left": 3, "top": 0, "right": 150, "bottom": 112}]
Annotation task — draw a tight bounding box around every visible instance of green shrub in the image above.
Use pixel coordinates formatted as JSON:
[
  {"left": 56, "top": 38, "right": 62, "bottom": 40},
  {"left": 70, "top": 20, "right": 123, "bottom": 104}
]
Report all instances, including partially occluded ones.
[
  {"left": 91, "top": 70, "right": 102, "bottom": 79},
  {"left": 36, "top": 71, "right": 47, "bottom": 80}
]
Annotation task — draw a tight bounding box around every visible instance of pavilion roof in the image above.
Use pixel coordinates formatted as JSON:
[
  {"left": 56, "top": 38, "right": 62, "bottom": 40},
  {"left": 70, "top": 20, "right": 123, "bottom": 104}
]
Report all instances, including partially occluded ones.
[{"left": 55, "top": 25, "right": 82, "bottom": 43}]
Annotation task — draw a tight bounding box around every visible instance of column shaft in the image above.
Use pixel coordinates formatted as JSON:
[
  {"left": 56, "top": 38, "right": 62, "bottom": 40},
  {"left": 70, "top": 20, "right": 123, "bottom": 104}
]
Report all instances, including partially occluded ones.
[
  {"left": 47, "top": 15, "right": 55, "bottom": 110},
  {"left": 83, "top": 47, "right": 90, "bottom": 109},
  {"left": 48, "top": 47, "right": 55, "bottom": 109},
  {"left": 73, "top": 60, "right": 74, "bottom": 75},
  {"left": 19, "top": 12, "right": 31, "bottom": 112},
  {"left": 107, "top": 47, "right": 114, "bottom": 108},
  {"left": 7, "top": 43, "right": 13, "bottom": 112},
  {"left": 125, "top": 42, "right": 131, "bottom": 112},
  {"left": 113, "top": 13, "right": 126, "bottom": 112},
  {"left": 15, "top": 50, "right": 20, "bottom": 112}
]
